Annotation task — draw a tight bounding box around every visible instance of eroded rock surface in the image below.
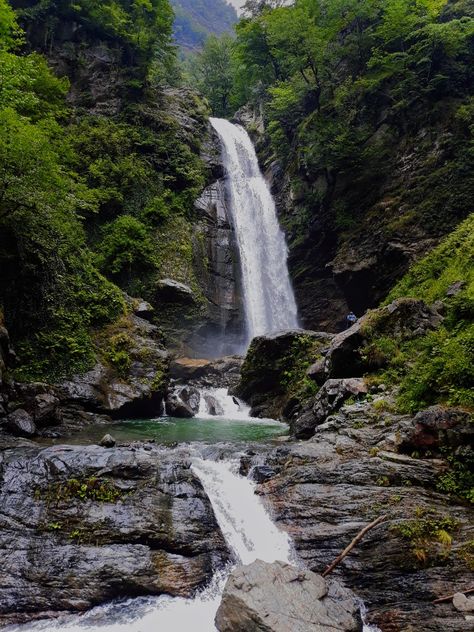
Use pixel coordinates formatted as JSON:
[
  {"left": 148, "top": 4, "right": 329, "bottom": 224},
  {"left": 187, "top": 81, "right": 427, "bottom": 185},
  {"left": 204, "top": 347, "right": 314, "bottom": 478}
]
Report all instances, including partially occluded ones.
[
  {"left": 245, "top": 400, "right": 474, "bottom": 632},
  {"left": 215, "top": 560, "right": 361, "bottom": 632},
  {"left": 0, "top": 444, "right": 229, "bottom": 625}
]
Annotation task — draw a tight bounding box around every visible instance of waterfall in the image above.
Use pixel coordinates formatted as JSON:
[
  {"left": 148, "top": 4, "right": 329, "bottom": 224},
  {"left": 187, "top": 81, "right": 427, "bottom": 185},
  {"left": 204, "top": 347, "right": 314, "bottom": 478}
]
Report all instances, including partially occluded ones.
[{"left": 210, "top": 118, "right": 299, "bottom": 344}]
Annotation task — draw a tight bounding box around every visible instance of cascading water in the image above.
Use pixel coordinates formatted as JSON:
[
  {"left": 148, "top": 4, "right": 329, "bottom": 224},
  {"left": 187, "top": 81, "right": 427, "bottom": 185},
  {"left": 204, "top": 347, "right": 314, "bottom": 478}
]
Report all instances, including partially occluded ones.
[
  {"left": 210, "top": 118, "right": 299, "bottom": 344},
  {"left": 7, "top": 456, "right": 292, "bottom": 632}
]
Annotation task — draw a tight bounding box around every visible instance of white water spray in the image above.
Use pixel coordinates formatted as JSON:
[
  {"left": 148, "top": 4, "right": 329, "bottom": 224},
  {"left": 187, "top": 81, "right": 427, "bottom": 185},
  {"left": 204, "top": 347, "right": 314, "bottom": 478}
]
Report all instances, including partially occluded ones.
[{"left": 210, "top": 118, "right": 299, "bottom": 343}]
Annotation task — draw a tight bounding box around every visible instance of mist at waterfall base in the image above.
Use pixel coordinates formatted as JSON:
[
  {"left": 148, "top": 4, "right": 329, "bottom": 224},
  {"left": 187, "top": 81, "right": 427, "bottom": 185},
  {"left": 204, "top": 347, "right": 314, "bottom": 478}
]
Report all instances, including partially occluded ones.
[{"left": 209, "top": 118, "right": 299, "bottom": 351}]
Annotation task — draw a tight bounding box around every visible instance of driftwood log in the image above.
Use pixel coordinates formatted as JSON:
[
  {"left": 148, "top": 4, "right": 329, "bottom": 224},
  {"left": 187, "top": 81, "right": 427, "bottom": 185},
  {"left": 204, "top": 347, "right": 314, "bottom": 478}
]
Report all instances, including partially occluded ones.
[
  {"left": 322, "top": 515, "right": 388, "bottom": 577},
  {"left": 432, "top": 587, "right": 474, "bottom": 604}
]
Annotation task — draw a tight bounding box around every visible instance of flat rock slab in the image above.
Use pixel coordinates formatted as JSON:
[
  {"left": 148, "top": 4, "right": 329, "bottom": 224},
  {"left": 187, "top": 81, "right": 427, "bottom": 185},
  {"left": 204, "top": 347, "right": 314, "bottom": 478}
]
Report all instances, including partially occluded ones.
[
  {"left": 215, "top": 560, "right": 361, "bottom": 632},
  {"left": 0, "top": 444, "right": 229, "bottom": 625}
]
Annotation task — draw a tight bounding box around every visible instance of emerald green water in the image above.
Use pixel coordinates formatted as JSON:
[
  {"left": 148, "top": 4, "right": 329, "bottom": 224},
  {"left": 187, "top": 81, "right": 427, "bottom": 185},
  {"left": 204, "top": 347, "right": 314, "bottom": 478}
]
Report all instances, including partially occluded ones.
[{"left": 61, "top": 416, "right": 288, "bottom": 446}]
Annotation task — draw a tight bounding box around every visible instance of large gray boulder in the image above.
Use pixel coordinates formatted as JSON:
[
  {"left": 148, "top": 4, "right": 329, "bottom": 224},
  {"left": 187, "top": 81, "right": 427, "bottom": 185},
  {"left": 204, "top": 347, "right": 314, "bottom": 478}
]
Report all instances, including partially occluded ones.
[
  {"left": 165, "top": 392, "right": 195, "bottom": 418},
  {"left": 59, "top": 314, "right": 168, "bottom": 418},
  {"left": 215, "top": 560, "right": 361, "bottom": 632}
]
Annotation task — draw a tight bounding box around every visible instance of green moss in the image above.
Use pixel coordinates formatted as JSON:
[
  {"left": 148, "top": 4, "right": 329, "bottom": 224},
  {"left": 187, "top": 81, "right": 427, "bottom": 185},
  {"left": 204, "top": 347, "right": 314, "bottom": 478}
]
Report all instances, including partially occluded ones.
[
  {"left": 437, "top": 451, "right": 474, "bottom": 504},
  {"left": 39, "top": 477, "right": 126, "bottom": 504},
  {"left": 391, "top": 510, "right": 460, "bottom": 567}
]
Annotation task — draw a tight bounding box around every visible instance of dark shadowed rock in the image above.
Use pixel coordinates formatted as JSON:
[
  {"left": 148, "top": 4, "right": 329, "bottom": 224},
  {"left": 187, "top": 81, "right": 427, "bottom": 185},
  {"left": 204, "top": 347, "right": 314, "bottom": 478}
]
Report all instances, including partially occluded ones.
[
  {"left": 293, "top": 378, "right": 368, "bottom": 439},
  {"left": 165, "top": 392, "right": 195, "bottom": 418},
  {"left": 323, "top": 298, "right": 444, "bottom": 379},
  {"left": 32, "top": 393, "right": 60, "bottom": 426},
  {"left": 156, "top": 278, "right": 196, "bottom": 305},
  {"left": 59, "top": 314, "right": 168, "bottom": 419},
  {"left": 236, "top": 330, "right": 333, "bottom": 419},
  {"left": 0, "top": 445, "right": 229, "bottom": 625},
  {"left": 5, "top": 409, "right": 36, "bottom": 437},
  {"left": 215, "top": 560, "right": 361, "bottom": 632}
]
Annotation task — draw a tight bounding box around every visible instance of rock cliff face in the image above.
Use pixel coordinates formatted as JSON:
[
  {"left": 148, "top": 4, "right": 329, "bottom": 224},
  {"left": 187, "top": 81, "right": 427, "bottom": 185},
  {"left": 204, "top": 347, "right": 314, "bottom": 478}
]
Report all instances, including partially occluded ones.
[
  {"left": 237, "top": 101, "right": 472, "bottom": 333},
  {"left": 242, "top": 409, "right": 473, "bottom": 632},
  {"left": 189, "top": 131, "right": 245, "bottom": 356}
]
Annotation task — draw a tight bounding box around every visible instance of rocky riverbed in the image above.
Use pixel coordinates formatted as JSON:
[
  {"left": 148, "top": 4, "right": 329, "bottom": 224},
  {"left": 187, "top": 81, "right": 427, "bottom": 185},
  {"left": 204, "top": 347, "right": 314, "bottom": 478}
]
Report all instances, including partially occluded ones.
[{"left": 240, "top": 398, "right": 474, "bottom": 632}]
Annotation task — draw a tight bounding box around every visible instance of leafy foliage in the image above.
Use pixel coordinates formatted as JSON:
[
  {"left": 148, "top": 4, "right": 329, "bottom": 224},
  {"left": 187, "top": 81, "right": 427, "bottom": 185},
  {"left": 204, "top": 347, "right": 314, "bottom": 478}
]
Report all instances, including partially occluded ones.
[{"left": 0, "top": 0, "right": 208, "bottom": 381}]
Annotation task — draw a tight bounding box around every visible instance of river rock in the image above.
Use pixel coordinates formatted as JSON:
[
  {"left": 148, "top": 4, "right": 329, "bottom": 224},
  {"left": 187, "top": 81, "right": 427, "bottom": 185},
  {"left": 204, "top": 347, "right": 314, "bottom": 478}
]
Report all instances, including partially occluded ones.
[
  {"left": 0, "top": 444, "right": 229, "bottom": 625},
  {"left": 203, "top": 393, "right": 224, "bottom": 416},
  {"left": 165, "top": 392, "right": 195, "bottom": 418},
  {"left": 5, "top": 409, "right": 36, "bottom": 437},
  {"left": 292, "top": 378, "right": 368, "bottom": 439},
  {"left": 215, "top": 560, "right": 361, "bottom": 632},
  {"left": 236, "top": 330, "right": 333, "bottom": 419},
  {"left": 170, "top": 356, "right": 244, "bottom": 389},
  {"left": 99, "top": 433, "right": 116, "bottom": 447},
  {"left": 178, "top": 386, "right": 201, "bottom": 414},
  {"left": 453, "top": 593, "right": 474, "bottom": 613}
]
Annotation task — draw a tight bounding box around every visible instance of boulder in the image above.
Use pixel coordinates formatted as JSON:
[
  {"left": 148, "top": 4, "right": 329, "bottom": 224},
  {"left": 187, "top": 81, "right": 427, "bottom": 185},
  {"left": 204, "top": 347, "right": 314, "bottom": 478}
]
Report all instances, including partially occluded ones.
[
  {"left": 0, "top": 444, "right": 230, "bottom": 624},
  {"left": 453, "top": 593, "right": 474, "bottom": 613},
  {"left": 5, "top": 409, "right": 36, "bottom": 437},
  {"left": 156, "top": 278, "right": 196, "bottom": 305},
  {"left": 99, "top": 433, "right": 116, "bottom": 448},
  {"left": 399, "top": 405, "right": 473, "bottom": 454},
  {"left": 215, "top": 560, "right": 361, "bottom": 632},
  {"left": 292, "top": 378, "right": 368, "bottom": 439},
  {"left": 124, "top": 294, "right": 155, "bottom": 322},
  {"left": 165, "top": 393, "right": 195, "bottom": 418},
  {"left": 178, "top": 386, "right": 201, "bottom": 414},
  {"left": 236, "top": 330, "right": 333, "bottom": 419},
  {"left": 170, "top": 356, "right": 244, "bottom": 390},
  {"left": 32, "top": 392, "right": 60, "bottom": 427},
  {"left": 203, "top": 393, "right": 224, "bottom": 416},
  {"left": 59, "top": 314, "right": 168, "bottom": 419}
]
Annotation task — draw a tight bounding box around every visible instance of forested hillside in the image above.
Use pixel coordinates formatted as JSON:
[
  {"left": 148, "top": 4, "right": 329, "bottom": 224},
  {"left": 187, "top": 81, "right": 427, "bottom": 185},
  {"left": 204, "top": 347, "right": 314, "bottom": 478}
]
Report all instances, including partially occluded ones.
[
  {"left": 0, "top": 0, "right": 212, "bottom": 381},
  {"left": 171, "top": 0, "right": 237, "bottom": 52}
]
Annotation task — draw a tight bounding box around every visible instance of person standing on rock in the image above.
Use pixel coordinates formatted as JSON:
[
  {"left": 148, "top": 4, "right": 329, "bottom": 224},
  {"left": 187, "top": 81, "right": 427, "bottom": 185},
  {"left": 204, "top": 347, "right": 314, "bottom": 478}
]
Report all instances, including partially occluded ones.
[{"left": 346, "top": 311, "right": 357, "bottom": 328}]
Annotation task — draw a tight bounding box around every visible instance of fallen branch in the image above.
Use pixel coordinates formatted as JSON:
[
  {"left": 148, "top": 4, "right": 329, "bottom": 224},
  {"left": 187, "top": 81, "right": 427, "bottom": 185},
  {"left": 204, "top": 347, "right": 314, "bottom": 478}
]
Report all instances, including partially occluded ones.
[
  {"left": 432, "top": 587, "right": 474, "bottom": 604},
  {"left": 322, "top": 515, "right": 388, "bottom": 577}
]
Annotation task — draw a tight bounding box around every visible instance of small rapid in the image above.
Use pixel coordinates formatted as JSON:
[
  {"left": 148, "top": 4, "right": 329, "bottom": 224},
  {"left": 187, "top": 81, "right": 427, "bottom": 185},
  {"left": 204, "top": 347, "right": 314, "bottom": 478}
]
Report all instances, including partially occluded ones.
[
  {"left": 210, "top": 118, "right": 299, "bottom": 344},
  {"left": 6, "top": 456, "right": 292, "bottom": 632}
]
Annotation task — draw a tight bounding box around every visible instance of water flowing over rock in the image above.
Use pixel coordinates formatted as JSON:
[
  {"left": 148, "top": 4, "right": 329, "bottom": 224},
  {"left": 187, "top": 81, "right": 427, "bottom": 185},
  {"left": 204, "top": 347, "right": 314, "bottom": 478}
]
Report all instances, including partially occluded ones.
[
  {"left": 210, "top": 118, "right": 299, "bottom": 344},
  {"left": 0, "top": 445, "right": 230, "bottom": 625},
  {"left": 215, "top": 560, "right": 361, "bottom": 632}
]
